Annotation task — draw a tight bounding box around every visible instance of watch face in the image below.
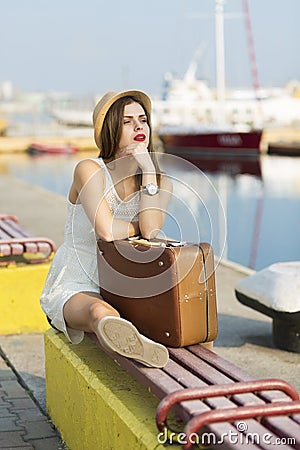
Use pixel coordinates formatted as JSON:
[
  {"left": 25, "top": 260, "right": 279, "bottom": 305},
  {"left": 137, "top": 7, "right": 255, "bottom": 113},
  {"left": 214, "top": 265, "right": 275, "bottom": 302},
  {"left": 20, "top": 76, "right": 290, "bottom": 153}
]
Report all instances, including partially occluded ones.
[{"left": 146, "top": 183, "right": 158, "bottom": 195}]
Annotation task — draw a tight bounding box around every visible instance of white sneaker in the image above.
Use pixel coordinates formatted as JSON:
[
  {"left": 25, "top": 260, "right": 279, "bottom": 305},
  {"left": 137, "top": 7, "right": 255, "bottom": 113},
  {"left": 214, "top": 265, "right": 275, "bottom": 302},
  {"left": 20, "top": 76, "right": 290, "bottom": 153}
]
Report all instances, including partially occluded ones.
[{"left": 97, "top": 316, "right": 169, "bottom": 368}]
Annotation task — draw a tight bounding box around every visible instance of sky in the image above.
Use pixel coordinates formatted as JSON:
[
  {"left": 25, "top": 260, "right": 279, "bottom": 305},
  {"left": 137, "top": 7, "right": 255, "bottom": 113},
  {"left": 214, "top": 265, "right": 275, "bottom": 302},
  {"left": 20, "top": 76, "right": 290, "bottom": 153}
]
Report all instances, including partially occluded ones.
[{"left": 1, "top": 0, "right": 300, "bottom": 98}]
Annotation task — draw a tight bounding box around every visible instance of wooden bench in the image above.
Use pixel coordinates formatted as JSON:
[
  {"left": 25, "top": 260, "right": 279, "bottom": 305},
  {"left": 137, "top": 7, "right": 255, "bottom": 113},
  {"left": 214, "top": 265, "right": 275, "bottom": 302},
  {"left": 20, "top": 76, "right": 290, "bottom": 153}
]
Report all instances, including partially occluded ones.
[
  {"left": 88, "top": 334, "right": 300, "bottom": 449},
  {"left": 0, "top": 214, "right": 57, "bottom": 333},
  {"left": 0, "top": 214, "right": 56, "bottom": 265},
  {"left": 45, "top": 328, "right": 300, "bottom": 450}
]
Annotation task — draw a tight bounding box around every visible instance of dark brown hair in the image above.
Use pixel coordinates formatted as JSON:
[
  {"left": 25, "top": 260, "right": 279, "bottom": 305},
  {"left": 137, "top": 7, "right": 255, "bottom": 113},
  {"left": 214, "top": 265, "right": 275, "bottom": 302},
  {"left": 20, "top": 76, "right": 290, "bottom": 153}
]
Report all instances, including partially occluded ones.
[{"left": 98, "top": 96, "right": 161, "bottom": 185}]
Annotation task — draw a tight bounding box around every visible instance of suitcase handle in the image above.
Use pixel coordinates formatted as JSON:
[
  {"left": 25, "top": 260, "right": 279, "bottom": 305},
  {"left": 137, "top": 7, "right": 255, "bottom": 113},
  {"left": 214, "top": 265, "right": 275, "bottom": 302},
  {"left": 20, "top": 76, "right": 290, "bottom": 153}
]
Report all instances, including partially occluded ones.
[{"left": 128, "top": 237, "right": 187, "bottom": 248}]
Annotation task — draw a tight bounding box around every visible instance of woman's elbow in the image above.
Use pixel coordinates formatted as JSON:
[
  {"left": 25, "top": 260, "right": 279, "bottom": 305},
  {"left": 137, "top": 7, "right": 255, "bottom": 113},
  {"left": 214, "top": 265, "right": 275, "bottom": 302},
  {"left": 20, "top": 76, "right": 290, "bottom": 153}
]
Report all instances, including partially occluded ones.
[
  {"left": 142, "top": 230, "right": 159, "bottom": 240},
  {"left": 96, "top": 228, "right": 113, "bottom": 242},
  {"left": 139, "top": 222, "right": 162, "bottom": 240}
]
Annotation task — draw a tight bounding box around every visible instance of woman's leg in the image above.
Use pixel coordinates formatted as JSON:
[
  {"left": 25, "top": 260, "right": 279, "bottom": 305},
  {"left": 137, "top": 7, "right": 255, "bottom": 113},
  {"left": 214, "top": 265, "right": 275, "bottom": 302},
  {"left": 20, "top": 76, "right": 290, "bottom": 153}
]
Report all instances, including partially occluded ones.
[
  {"left": 63, "top": 291, "right": 120, "bottom": 336},
  {"left": 63, "top": 291, "right": 169, "bottom": 368}
]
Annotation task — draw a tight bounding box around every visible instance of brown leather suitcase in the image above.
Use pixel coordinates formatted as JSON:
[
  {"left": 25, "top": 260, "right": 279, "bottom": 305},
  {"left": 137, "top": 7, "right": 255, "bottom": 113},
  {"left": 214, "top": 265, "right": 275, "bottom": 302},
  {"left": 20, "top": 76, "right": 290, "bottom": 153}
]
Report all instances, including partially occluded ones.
[{"left": 97, "top": 238, "right": 218, "bottom": 347}]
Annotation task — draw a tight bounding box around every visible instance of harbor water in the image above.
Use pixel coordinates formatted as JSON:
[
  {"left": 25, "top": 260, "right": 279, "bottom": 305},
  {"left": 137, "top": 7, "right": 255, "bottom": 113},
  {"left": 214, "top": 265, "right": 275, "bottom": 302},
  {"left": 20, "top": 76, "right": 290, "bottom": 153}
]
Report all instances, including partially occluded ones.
[{"left": 1, "top": 151, "right": 299, "bottom": 271}]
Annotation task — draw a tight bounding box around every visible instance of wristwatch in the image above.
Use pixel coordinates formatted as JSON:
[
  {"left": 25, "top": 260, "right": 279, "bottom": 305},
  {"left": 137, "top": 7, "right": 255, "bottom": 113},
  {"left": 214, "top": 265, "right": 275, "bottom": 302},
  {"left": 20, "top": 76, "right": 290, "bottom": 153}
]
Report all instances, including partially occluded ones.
[{"left": 141, "top": 183, "right": 159, "bottom": 196}]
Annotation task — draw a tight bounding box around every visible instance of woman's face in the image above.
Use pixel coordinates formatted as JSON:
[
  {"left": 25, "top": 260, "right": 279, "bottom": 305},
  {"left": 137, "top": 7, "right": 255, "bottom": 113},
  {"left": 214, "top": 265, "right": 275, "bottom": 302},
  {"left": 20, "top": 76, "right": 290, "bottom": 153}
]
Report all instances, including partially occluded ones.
[{"left": 118, "top": 102, "right": 150, "bottom": 151}]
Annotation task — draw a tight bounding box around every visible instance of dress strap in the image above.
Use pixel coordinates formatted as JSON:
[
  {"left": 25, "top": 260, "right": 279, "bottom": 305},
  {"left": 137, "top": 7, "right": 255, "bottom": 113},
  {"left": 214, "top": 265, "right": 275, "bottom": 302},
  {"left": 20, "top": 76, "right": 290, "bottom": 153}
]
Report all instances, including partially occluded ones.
[{"left": 92, "top": 158, "right": 114, "bottom": 192}]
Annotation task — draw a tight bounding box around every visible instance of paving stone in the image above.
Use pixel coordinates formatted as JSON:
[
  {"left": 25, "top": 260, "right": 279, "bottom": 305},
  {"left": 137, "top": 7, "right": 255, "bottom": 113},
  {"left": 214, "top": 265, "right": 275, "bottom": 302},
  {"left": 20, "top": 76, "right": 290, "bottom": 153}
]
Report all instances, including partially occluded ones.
[
  {"left": 0, "top": 430, "right": 32, "bottom": 448},
  {"left": 23, "top": 420, "right": 58, "bottom": 440},
  {"left": 15, "top": 407, "right": 44, "bottom": 422},
  {"left": 27, "top": 436, "right": 66, "bottom": 450},
  {"left": 0, "top": 396, "right": 12, "bottom": 407},
  {"left": 0, "top": 380, "right": 29, "bottom": 399},
  {"left": 9, "top": 397, "right": 37, "bottom": 410},
  {"left": 0, "top": 368, "right": 18, "bottom": 381},
  {"left": 1, "top": 448, "right": 34, "bottom": 450},
  {"left": 0, "top": 416, "right": 24, "bottom": 432},
  {"left": 0, "top": 407, "right": 15, "bottom": 418}
]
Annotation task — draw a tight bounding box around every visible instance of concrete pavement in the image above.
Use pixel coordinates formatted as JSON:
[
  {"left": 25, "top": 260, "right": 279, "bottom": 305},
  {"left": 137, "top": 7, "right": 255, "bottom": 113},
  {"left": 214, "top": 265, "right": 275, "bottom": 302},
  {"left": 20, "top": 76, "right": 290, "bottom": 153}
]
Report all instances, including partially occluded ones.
[
  {"left": 0, "top": 174, "right": 67, "bottom": 448},
  {"left": 0, "top": 172, "right": 299, "bottom": 449},
  {"left": 0, "top": 346, "right": 65, "bottom": 449}
]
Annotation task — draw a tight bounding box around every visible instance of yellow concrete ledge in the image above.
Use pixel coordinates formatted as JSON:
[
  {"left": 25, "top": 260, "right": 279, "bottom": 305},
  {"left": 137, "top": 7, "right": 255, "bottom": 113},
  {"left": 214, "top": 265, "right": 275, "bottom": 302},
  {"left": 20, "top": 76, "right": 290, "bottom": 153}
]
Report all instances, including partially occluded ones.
[
  {"left": 0, "top": 263, "right": 50, "bottom": 333},
  {"left": 45, "top": 329, "right": 172, "bottom": 450}
]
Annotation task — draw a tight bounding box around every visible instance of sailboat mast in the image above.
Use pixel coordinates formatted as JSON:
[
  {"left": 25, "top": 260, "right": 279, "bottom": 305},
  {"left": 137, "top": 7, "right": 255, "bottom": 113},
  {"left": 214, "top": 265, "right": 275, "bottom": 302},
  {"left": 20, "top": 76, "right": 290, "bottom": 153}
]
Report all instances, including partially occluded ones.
[{"left": 215, "top": 0, "right": 226, "bottom": 121}]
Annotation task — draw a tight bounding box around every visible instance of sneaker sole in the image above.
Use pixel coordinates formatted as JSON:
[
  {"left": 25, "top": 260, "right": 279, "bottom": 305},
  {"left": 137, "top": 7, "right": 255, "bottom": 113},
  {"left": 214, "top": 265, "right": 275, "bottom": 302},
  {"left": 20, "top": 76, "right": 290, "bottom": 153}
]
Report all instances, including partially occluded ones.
[{"left": 98, "top": 317, "right": 169, "bottom": 368}]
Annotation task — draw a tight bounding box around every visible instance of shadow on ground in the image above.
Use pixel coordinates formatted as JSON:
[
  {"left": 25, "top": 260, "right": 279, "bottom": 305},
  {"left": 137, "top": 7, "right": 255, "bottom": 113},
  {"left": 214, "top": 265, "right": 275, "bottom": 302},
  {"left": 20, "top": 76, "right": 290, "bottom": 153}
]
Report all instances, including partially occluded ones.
[{"left": 216, "top": 313, "right": 273, "bottom": 348}]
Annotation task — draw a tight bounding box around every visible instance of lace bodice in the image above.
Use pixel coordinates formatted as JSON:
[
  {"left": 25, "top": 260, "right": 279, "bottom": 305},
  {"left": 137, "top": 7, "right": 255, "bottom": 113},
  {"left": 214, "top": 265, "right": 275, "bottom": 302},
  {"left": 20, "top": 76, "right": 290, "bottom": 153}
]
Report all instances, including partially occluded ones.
[{"left": 98, "top": 158, "right": 140, "bottom": 220}]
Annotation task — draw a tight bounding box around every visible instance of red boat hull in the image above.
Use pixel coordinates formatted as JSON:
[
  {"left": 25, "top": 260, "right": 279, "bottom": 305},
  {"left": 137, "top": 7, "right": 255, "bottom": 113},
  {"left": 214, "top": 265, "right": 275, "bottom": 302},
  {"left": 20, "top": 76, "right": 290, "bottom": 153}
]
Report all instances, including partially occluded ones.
[
  {"left": 27, "top": 143, "right": 78, "bottom": 156},
  {"left": 159, "top": 130, "right": 263, "bottom": 176}
]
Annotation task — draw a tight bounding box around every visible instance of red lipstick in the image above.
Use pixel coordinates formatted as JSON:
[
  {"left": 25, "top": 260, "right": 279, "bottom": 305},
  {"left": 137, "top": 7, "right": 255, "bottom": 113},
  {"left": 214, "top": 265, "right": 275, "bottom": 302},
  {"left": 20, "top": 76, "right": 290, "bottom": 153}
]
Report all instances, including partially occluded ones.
[{"left": 134, "top": 134, "right": 146, "bottom": 142}]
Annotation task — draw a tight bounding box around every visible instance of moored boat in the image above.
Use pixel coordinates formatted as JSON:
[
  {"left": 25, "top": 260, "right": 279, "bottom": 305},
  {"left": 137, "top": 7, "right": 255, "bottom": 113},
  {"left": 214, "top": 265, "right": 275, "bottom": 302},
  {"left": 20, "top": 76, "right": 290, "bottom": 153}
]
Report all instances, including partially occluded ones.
[
  {"left": 26, "top": 142, "right": 78, "bottom": 156},
  {"left": 156, "top": 0, "right": 263, "bottom": 176},
  {"left": 159, "top": 127, "right": 262, "bottom": 155},
  {"left": 159, "top": 127, "right": 262, "bottom": 175},
  {"left": 267, "top": 141, "right": 300, "bottom": 157}
]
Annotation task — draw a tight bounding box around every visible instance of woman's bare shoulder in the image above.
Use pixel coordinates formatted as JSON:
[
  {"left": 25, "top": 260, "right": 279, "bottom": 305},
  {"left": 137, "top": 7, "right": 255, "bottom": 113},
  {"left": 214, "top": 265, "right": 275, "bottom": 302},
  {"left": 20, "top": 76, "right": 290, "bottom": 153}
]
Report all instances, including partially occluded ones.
[
  {"left": 69, "top": 159, "right": 106, "bottom": 203},
  {"left": 71, "top": 159, "right": 106, "bottom": 195},
  {"left": 75, "top": 158, "right": 103, "bottom": 171},
  {"left": 74, "top": 158, "right": 105, "bottom": 179}
]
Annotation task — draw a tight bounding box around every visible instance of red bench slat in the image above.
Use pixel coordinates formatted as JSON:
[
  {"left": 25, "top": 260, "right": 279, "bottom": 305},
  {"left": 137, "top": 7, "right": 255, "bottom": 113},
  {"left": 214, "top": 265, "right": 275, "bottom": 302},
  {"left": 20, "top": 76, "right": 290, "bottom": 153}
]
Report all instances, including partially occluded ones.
[
  {"left": 24, "top": 242, "right": 38, "bottom": 253},
  {"left": 0, "top": 215, "right": 56, "bottom": 264},
  {"left": 10, "top": 243, "right": 24, "bottom": 255},
  {"left": 0, "top": 243, "right": 12, "bottom": 256}
]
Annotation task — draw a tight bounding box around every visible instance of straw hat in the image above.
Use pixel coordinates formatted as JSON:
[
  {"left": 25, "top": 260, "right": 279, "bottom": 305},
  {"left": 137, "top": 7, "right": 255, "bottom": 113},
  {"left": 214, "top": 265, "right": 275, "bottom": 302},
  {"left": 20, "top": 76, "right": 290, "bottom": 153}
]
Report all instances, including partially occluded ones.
[{"left": 93, "top": 90, "right": 152, "bottom": 150}]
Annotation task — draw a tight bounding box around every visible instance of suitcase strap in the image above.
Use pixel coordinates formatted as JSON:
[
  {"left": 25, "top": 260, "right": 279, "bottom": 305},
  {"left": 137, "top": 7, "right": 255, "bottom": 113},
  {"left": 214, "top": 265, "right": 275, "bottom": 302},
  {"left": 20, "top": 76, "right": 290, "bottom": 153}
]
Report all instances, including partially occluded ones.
[{"left": 198, "top": 243, "right": 215, "bottom": 342}]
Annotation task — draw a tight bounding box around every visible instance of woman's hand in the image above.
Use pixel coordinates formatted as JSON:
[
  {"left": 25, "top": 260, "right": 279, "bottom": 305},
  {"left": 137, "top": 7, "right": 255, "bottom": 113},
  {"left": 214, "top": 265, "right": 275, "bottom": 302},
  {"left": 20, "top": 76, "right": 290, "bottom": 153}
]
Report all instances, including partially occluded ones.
[{"left": 119, "top": 142, "right": 155, "bottom": 172}]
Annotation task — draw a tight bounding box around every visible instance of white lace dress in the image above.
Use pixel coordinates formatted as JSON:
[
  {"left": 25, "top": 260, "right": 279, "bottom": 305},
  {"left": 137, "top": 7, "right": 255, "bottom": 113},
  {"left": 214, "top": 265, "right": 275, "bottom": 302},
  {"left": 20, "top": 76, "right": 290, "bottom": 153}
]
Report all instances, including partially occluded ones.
[{"left": 40, "top": 158, "right": 140, "bottom": 344}]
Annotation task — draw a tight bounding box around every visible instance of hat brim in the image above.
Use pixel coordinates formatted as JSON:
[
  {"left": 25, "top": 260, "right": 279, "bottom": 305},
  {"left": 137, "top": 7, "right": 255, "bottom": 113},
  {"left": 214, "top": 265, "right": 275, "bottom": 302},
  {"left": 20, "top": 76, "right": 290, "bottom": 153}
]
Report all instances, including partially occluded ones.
[{"left": 93, "top": 90, "right": 152, "bottom": 150}]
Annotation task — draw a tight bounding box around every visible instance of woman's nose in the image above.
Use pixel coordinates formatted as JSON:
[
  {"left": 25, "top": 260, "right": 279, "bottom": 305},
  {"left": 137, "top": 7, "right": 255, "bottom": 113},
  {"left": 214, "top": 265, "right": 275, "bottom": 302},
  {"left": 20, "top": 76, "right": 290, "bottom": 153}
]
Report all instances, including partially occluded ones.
[{"left": 134, "top": 120, "right": 143, "bottom": 130}]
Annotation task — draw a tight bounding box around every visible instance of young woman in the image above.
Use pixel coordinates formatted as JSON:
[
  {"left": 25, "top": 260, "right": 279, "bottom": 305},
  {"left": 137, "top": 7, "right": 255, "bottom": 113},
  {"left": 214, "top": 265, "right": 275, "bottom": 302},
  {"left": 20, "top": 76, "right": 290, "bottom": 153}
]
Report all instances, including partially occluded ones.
[{"left": 40, "top": 90, "right": 173, "bottom": 368}]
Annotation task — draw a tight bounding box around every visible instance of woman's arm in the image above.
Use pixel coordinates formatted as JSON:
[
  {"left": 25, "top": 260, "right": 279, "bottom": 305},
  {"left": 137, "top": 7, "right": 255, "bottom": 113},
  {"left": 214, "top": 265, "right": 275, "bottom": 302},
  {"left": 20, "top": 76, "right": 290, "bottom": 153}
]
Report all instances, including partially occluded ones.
[
  {"left": 72, "top": 159, "right": 139, "bottom": 241},
  {"left": 118, "top": 143, "right": 173, "bottom": 240},
  {"left": 139, "top": 173, "right": 173, "bottom": 240}
]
